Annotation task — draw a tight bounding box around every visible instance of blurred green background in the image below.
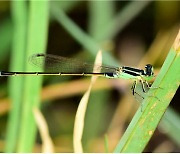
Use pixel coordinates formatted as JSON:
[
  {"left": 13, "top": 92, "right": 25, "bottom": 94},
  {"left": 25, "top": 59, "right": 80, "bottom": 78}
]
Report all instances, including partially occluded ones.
[{"left": 0, "top": 1, "right": 179, "bottom": 152}]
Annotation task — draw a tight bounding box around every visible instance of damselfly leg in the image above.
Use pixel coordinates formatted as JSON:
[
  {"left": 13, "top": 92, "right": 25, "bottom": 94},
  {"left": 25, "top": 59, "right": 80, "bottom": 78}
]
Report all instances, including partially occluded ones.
[
  {"left": 131, "top": 79, "right": 147, "bottom": 100},
  {"left": 131, "top": 78, "right": 161, "bottom": 112}
]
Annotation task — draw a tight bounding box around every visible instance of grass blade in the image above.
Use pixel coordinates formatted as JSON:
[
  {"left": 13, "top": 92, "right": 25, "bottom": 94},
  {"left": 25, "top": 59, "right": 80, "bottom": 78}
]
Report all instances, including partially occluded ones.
[
  {"left": 5, "top": 1, "right": 27, "bottom": 152},
  {"left": 17, "top": 1, "right": 49, "bottom": 152},
  {"left": 100, "top": 1, "right": 150, "bottom": 40},
  {"left": 50, "top": 5, "right": 118, "bottom": 66},
  {"left": 104, "top": 134, "right": 109, "bottom": 153},
  {"left": 73, "top": 50, "right": 102, "bottom": 152},
  {"left": 88, "top": 1, "right": 115, "bottom": 41},
  {"left": 160, "top": 108, "right": 180, "bottom": 146},
  {"left": 0, "top": 18, "right": 12, "bottom": 62},
  {"left": 33, "top": 108, "right": 54, "bottom": 153}
]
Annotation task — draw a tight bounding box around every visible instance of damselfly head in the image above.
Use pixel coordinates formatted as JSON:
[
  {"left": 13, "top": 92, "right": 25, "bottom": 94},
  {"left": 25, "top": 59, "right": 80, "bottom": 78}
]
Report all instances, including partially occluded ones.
[{"left": 145, "top": 64, "right": 154, "bottom": 76}]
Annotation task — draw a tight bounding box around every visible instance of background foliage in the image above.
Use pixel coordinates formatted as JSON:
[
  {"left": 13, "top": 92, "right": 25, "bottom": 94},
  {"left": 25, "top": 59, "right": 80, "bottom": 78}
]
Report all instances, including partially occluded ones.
[{"left": 0, "top": 1, "right": 179, "bottom": 152}]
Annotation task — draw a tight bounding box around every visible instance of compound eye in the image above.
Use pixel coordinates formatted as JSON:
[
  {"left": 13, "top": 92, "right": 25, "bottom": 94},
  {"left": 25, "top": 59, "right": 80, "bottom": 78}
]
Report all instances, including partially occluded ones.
[
  {"left": 145, "top": 64, "right": 153, "bottom": 76},
  {"left": 145, "top": 64, "right": 152, "bottom": 69}
]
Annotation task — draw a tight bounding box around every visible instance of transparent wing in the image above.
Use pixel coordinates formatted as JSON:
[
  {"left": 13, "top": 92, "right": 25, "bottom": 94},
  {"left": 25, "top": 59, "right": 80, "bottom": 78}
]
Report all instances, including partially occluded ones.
[{"left": 29, "top": 53, "right": 119, "bottom": 73}]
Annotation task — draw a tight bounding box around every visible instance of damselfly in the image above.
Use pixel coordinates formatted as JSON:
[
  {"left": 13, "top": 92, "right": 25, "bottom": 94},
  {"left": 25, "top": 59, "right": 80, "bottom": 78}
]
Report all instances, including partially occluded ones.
[{"left": 0, "top": 53, "right": 155, "bottom": 98}]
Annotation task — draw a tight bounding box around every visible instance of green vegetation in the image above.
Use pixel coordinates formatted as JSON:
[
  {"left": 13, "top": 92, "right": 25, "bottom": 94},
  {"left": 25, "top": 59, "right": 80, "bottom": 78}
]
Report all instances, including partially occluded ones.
[{"left": 0, "top": 1, "right": 179, "bottom": 152}]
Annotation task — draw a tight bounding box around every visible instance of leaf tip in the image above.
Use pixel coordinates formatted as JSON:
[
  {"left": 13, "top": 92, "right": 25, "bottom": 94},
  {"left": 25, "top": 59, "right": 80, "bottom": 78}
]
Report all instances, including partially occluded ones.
[{"left": 173, "top": 29, "right": 180, "bottom": 52}]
